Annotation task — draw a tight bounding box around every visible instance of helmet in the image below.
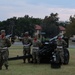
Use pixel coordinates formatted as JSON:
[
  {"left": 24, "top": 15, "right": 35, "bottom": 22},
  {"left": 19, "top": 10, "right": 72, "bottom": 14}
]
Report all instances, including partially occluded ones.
[
  {"left": 1, "top": 30, "right": 5, "bottom": 33},
  {"left": 0, "top": 30, "right": 5, "bottom": 38},
  {"left": 24, "top": 31, "right": 29, "bottom": 37},
  {"left": 25, "top": 31, "right": 29, "bottom": 34}
]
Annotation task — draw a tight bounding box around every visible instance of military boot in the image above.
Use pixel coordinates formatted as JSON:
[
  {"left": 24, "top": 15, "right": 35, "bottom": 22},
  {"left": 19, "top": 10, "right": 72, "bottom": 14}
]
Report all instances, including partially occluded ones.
[
  {"left": 5, "top": 64, "right": 8, "bottom": 70},
  {"left": 33, "top": 59, "right": 36, "bottom": 64},
  {"left": 0, "top": 67, "right": 2, "bottom": 70},
  {"left": 28, "top": 58, "right": 30, "bottom": 63},
  {"left": 23, "top": 58, "right": 26, "bottom": 63}
]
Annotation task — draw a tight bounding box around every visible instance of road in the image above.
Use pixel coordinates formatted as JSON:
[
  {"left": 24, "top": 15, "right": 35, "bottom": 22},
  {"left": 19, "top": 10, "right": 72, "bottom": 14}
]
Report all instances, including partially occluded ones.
[
  {"left": 13, "top": 41, "right": 22, "bottom": 45},
  {"left": 69, "top": 40, "right": 75, "bottom": 48},
  {"left": 13, "top": 40, "right": 75, "bottom": 48}
]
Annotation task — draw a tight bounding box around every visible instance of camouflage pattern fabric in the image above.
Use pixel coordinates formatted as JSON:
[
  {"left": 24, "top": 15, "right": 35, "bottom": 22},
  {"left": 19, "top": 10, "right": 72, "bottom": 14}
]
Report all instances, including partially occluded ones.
[
  {"left": 32, "top": 39, "right": 41, "bottom": 63},
  {"left": 56, "top": 39, "right": 67, "bottom": 63},
  {"left": 0, "top": 38, "right": 11, "bottom": 69},
  {"left": 22, "top": 37, "right": 32, "bottom": 63}
]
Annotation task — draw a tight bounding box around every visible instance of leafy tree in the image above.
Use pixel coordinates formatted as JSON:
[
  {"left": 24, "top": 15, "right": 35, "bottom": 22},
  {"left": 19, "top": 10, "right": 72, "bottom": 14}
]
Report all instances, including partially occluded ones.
[
  {"left": 0, "top": 15, "right": 42, "bottom": 36},
  {"left": 66, "top": 15, "right": 75, "bottom": 37},
  {"left": 42, "top": 13, "right": 59, "bottom": 38}
]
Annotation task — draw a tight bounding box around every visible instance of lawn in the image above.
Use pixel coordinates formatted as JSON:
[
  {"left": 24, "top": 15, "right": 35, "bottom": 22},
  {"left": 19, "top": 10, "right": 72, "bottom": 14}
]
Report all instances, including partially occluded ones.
[{"left": 0, "top": 45, "right": 75, "bottom": 75}]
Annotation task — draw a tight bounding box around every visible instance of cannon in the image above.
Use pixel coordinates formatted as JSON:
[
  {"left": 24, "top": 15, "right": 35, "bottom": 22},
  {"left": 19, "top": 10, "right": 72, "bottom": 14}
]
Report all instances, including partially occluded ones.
[
  {"left": 8, "top": 33, "right": 70, "bottom": 65},
  {"left": 34, "top": 33, "right": 70, "bottom": 64}
]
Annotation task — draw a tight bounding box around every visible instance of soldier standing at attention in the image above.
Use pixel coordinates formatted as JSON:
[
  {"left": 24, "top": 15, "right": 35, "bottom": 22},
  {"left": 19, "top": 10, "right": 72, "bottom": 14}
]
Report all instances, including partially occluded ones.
[
  {"left": 0, "top": 30, "right": 11, "bottom": 70},
  {"left": 56, "top": 35, "right": 67, "bottom": 64},
  {"left": 32, "top": 34, "right": 41, "bottom": 64},
  {"left": 22, "top": 32, "right": 32, "bottom": 63}
]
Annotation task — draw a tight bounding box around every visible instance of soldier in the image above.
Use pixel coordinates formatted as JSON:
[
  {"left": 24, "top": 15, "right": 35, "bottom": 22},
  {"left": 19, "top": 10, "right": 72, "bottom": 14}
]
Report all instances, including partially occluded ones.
[
  {"left": 22, "top": 32, "right": 32, "bottom": 63},
  {"left": 56, "top": 35, "right": 67, "bottom": 64},
  {"left": 32, "top": 34, "right": 41, "bottom": 64},
  {"left": 0, "top": 30, "right": 11, "bottom": 70}
]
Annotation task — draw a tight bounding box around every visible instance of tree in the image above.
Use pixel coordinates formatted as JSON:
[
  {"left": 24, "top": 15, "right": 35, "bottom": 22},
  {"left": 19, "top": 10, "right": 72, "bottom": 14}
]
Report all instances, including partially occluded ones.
[
  {"left": 0, "top": 15, "right": 42, "bottom": 36},
  {"left": 66, "top": 15, "right": 75, "bottom": 37},
  {"left": 42, "top": 13, "right": 59, "bottom": 38}
]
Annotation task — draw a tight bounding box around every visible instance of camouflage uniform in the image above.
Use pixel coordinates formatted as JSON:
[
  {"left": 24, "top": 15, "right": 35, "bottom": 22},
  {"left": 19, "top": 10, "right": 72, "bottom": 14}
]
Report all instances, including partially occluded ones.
[
  {"left": 32, "top": 39, "right": 41, "bottom": 64},
  {"left": 22, "top": 37, "right": 32, "bottom": 63},
  {"left": 0, "top": 36, "right": 11, "bottom": 70},
  {"left": 56, "top": 38, "right": 67, "bottom": 63}
]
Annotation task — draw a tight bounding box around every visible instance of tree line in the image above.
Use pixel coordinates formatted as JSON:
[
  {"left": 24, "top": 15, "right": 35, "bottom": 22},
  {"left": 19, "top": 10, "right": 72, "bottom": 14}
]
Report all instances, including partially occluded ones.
[{"left": 0, "top": 13, "right": 74, "bottom": 37}]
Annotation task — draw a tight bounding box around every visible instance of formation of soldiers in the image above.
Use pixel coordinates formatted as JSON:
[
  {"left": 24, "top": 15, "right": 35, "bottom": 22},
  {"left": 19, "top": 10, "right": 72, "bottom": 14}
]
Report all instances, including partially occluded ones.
[
  {"left": 22, "top": 32, "right": 41, "bottom": 63},
  {"left": 0, "top": 30, "right": 67, "bottom": 70},
  {"left": 22, "top": 32, "right": 67, "bottom": 64}
]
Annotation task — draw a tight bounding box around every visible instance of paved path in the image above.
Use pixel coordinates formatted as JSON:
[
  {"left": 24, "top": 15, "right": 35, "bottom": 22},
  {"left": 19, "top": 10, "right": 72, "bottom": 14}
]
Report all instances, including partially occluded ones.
[
  {"left": 13, "top": 40, "right": 75, "bottom": 48},
  {"left": 13, "top": 41, "right": 22, "bottom": 45},
  {"left": 69, "top": 40, "right": 75, "bottom": 48}
]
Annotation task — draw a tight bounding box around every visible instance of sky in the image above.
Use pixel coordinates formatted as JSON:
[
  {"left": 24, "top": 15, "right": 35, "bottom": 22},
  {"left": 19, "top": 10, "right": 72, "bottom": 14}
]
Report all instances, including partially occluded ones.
[{"left": 0, "top": 0, "right": 75, "bottom": 21}]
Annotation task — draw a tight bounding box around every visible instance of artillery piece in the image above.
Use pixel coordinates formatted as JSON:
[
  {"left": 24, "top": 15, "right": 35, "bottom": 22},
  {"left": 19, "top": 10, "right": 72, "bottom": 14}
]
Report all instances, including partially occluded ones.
[{"left": 8, "top": 33, "right": 70, "bottom": 65}]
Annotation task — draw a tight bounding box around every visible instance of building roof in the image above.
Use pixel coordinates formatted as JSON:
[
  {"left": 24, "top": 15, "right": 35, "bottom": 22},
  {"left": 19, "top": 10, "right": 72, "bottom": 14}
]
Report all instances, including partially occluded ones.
[
  {"left": 35, "top": 25, "right": 42, "bottom": 30},
  {"left": 35, "top": 25, "right": 65, "bottom": 31},
  {"left": 59, "top": 26, "right": 65, "bottom": 31}
]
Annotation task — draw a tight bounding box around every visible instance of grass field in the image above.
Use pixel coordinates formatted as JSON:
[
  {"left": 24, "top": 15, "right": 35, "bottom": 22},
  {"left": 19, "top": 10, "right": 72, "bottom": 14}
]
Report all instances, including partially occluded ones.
[{"left": 0, "top": 45, "right": 75, "bottom": 75}]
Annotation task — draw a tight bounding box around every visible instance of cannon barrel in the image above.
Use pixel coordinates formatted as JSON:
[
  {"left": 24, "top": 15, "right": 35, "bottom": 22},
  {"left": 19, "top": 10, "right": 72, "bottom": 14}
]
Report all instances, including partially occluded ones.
[{"left": 8, "top": 54, "right": 32, "bottom": 61}]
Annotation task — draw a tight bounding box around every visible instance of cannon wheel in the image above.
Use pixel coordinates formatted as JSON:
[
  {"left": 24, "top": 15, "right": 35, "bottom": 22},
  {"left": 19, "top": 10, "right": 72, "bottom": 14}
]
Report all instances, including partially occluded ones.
[{"left": 63, "top": 49, "right": 70, "bottom": 65}]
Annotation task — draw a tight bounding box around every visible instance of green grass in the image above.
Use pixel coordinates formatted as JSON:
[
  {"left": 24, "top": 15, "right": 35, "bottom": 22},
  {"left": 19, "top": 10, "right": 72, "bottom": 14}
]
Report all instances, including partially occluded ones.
[
  {"left": 9, "top": 45, "right": 23, "bottom": 57},
  {"left": 0, "top": 45, "right": 75, "bottom": 75}
]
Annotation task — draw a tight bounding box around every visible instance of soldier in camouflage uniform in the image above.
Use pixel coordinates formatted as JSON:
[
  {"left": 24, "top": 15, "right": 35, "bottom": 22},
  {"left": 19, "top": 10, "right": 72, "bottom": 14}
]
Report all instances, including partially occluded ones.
[
  {"left": 56, "top": 35, "right": 67, "bottom": 63},
  {"left": 0, "top": 30, "right": 11, "bottom": 70},
  {"left": 32, "top": 34, "right": 41, "bottom": 64},
  {"left": 22, "top": 32, "right": 32, "bottom": 63}
]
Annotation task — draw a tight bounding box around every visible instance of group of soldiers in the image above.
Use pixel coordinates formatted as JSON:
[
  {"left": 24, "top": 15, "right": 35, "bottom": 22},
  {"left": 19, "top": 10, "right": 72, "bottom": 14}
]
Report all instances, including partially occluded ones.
[
  {"left": 0, "top": 30, "right": 67, "bottom": 70},
  {"left": 22, "top": 32, "right": 67, "bottom": 64},
  {"left": 22, "top": 32, "right": 41, "bottom": 63}
]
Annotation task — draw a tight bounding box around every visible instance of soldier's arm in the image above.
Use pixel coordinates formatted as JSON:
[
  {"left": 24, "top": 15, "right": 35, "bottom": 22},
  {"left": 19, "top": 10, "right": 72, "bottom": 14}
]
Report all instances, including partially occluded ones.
[
  {"left": 38, "top": 40, "right": 42, "bottom": 47},
  {"left": 5, "top": 38, "right": 11, "bottom": 47},
  {"left": 63, "top": 39, "right": 67, "bottom": 46},
  {"left": 22, "top": 38, "right": 24, "bottom": 45},
  {"left": 29, "top": 38, "right": 32, "bottom": 46}
]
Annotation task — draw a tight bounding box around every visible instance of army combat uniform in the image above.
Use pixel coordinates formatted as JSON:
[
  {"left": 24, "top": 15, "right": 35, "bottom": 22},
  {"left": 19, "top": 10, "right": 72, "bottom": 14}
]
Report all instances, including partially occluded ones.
[
  {"left": 32, "top": 39, "right": 41, "bottom": 64},
  {"left": 22, "top": 37, "right": 32, "bottom": 63},
  {"left": 0, "top": 37, "right": 11, "bottom": 70},
  {"left": 56, "top": 39, "right": 67, "bottom": 63}
]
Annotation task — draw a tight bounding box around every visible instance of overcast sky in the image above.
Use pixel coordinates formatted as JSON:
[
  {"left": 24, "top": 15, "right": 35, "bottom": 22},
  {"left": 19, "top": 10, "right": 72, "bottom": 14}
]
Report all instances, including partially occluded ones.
[{"left": 0, "top": 0, "right": 75, "bottom": 21}]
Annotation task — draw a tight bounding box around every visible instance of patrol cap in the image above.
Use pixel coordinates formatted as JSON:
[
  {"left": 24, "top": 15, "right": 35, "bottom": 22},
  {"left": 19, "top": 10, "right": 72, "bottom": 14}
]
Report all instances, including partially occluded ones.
[
  {"left": 1, "top": 30, "right": 5, "bottom": 33},
  {"left": 34, "top": 33, "right": 38, "bottom": 37},
  {"left": 24, "top": 31, "right": 29, "bottom": 36},
  {"left": 33, "top": 34, "right": 38, "bottom": 39},
  {"left": 25, "top": 31, "right": 29, "bottom": 34}
]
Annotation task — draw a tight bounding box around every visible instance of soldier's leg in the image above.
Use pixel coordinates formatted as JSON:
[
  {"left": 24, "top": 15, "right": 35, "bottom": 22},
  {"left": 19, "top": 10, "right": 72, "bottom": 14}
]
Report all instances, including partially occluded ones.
[
  {"left": 36, "top": 51, "right": 40, "bottom": 64},
  {"left": 0, "top": 63, "right": 3, "bottom": 70},
  {"left": 4, "top": 59, "right": 8, "bottom": 70},
  {"left": 32, "top": 52, "right": 36, "bottom": 63},
  {"left": 4, "top": 50, "right": 9, "bottom": 70},
  {"left": 27, "top": 48, "right": 31, "bottom": 63},
  {"left": 0, "top": 63, "right": 2, "bottom": 70},
  {"left": 0, "top": 67, "right": 2, "bottom": 70},
  {"left": 23, "top": 48, "right": 26, "bottom": 63},
  {"left": 0, "top": 55, "right": 3, "bottom": 70},
  {"left": 60, "top": 50, "right": 64, "bottom": 63}
]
